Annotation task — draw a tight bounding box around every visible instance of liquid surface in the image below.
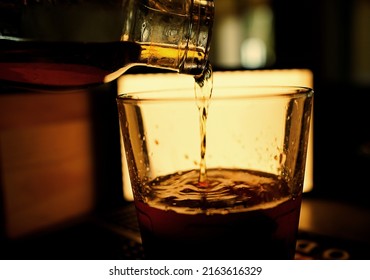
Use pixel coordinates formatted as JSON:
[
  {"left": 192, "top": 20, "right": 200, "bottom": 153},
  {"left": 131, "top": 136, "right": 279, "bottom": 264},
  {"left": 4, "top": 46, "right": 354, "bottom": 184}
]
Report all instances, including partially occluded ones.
[
  {"left": 142, "top": 168, "right": 292, "bottom": 214},
  {"left": 135, "top": 168, "right": 301, "bottom": 260}
]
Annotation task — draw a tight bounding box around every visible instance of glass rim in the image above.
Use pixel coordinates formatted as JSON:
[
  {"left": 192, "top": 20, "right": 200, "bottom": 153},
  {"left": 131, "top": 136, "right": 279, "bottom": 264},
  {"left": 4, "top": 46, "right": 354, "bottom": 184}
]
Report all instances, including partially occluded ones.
[{"left": 117, "top": 85, "right": 314, "bottom": 103}]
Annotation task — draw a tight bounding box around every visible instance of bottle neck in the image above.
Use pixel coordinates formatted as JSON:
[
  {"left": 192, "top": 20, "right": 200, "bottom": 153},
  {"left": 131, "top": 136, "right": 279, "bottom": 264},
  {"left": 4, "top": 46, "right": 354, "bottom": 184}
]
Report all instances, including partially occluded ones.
[
  {"left": 122, "top": 0, "right": 214, "bottom": 76},
  {"left": 182, "top": 0, "right": 214, "bottom": 75},
  {"left": 0, "top": 0, "right": 214, "bottom": 87}
]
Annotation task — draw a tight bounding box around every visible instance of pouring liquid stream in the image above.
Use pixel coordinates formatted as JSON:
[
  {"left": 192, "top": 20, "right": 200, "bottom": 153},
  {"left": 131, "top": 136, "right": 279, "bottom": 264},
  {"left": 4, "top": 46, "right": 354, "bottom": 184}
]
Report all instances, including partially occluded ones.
[{"left": 194, "top": 63, "right": 213, "bottom": 187}]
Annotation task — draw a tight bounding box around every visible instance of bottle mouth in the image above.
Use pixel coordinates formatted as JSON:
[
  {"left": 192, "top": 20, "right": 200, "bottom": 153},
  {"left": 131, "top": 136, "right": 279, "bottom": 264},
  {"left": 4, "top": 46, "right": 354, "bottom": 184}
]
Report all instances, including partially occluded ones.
[{"left": 182, "top": 0, "right": 214, "bottom": 76}]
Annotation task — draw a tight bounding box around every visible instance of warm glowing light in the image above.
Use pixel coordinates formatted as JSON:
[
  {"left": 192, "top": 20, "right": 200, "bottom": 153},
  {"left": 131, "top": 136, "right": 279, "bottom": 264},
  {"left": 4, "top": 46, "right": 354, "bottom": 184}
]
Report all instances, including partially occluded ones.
[
  {"left": 241, "top": 38, "right": 267, "bottom": 68},
  {"left": 118, "top": 69, "right": 314, "bottom": 201}
]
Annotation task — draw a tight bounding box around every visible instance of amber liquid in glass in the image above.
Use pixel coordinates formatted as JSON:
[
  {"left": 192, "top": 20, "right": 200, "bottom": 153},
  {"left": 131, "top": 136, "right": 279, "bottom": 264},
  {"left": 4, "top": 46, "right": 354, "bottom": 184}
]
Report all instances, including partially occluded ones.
[
  {"left": 135, "top": 168, "right": 301, "bottom": 260},
  {"left": 134, "top": 64, "right": 301, "bottom": 260}
]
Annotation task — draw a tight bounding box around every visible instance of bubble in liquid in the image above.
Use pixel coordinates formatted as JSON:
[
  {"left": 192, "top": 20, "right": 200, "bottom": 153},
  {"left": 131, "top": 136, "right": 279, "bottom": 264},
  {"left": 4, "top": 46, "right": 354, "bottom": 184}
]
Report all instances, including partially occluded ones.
[
  {"left": 279, "top": 153, "right": 287, "bottom": 165},
  {"left": 141, "top": 22, "right": 150, "bottom": 41}
]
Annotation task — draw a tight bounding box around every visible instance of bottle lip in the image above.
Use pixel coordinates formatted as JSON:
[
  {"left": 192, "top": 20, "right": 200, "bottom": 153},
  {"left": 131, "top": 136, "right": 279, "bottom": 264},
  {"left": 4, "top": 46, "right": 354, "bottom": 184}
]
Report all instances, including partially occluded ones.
[{"left": 181, "top": 0, "right": 214, "bottom": 76}]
